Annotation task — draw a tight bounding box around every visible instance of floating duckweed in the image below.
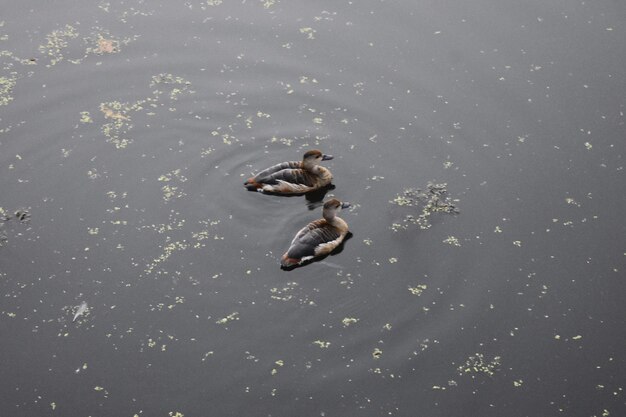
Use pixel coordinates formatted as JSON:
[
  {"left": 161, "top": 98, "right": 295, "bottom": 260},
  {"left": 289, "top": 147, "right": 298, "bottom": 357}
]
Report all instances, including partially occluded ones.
[
  {"left": 216, "top": 312, "right": 239, "bottom": 325},
  {"left": 565, "top": 197, "right": 581, "bottom": 207},
  {"left": 270, "top": 136, "right": 294, "bottom": 146},
  {"left": 0, "top": 73, "right": 17, "bottom": 106},
  {"left": 342, "top": 317, "right": 359, "bottom": 327},
  {"left": 270, "top": 286, "right": 294, "bottom": 301},
  {"left": 443, "top": 236, "right": 461, "bottom": 246},
  {"left": 159, "top": 169, "right": 188, "bottom": 202},
  {"left": 99, "top": 100, "right": 138, "bottom": 148},
  {"left": 261, "top": 0, "right": 276, "bottom": 8},
  {"left": 79, "top": 111, "right": 93, "bottom": 123},
  {"left": 313, "top": 340, "right": 330, "bottom": 348},
  {"left": 271, "top": 359, "right": 284, "bottom": 375},
  {"left": 408, "top": 284, "right": 427, "bottom": 296},
  {"left": 206, "top": 0, "right": 223, "bottom": 5},
  {"left": 372, "top": 348, "right": 383, "bottom": 359},
  {"left": 513, "top": 379, "right": 524, "bottom": 387},
  {"left": 201, "top": 147, "right": 215, "bottom": 156},
  {"left": 144, "top": 241, "right": 189, "bottom": 275},
  {"left": 388, "top": 257, "right": 398, "bottom": 263},
  {"left": 93, "top": 75, "right": 192, "bottom": 148},
  {"left": 390, "top": 182, "right": 459, "bottom": 231},
  {"left": 150, "top": 73, "right": 193, "bottom": 100},
  {"left": 50, "top": 402, "right": 56, "bottom": 410},
  {"left": 299, "top": 27, "right": 316, "bottom": 39},
  {"left": 457, "top": 353, "right": 501, "bottom": 377},
  {"left": 38, "top": 24, "right": 79, "bottom": 66},
  {"left": 169, "top": 412, "right": 184, "bottom": 417}
]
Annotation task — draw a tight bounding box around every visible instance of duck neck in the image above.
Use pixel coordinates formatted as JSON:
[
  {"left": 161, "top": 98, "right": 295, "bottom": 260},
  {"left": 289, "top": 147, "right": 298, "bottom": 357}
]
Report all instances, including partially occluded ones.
[
  {"left": 323, "top": 208, "right": 338, "bottom": 223},
  {"left": 302, "top": 160, "right": 319, "bottom": 172}
]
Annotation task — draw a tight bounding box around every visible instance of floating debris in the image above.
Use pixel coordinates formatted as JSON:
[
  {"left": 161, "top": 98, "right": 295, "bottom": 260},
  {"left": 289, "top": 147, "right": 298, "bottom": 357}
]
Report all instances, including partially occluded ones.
[
  {"left": 95, "top": 37, "right": 117, "bottom": 54},
  {"left": 14, "top": 209, "right": 30, "bottom": 223},
  {"left": 0, "top": 208, "right": 31, "bottom": 246},
  {"left": 390, "top": 182, "right": 459, "bottom": 231},
  {"left": 72, "top": 301, "right": 89, "bottom": 322}
]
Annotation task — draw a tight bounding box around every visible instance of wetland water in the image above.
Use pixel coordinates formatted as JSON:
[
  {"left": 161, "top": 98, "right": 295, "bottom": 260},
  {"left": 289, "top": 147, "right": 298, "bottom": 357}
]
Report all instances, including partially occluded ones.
[{"left": 1, "top": 0, "right": 625, "bottom": 416}]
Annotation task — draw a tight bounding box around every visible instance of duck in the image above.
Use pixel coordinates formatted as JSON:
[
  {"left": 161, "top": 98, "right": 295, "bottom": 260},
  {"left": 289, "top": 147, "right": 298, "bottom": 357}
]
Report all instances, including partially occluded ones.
[
  {"left": 281, "top": 198, "right": 351, "bottom": 268},
  {"left": 244, "top": 150, "right": 334, "bottom": 194}
]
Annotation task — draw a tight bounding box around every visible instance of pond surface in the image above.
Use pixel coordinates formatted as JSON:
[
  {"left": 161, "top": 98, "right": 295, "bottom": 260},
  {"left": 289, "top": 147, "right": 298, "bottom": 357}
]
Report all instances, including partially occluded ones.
[{"left": 1, "top": 0, "right": 625, "bottom": 416}]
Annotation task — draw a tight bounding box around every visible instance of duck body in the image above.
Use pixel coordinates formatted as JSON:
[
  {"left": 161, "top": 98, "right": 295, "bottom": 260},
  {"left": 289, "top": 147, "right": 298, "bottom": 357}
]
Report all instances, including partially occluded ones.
[
  {"left": 245, "top": 150, "right": 333, "bottom": 194},
  {"left": 281, "top": 199, "right": 350, "bottom": 268}
]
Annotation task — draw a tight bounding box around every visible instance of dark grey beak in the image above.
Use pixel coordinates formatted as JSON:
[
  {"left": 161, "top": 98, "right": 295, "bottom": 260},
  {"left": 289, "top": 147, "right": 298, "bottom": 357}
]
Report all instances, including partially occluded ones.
[
  {"left": 341, "top": 202, "right": 351, "bottom": 209},
  {"left": 322, "top": 154, "right": 334, "bottom": 161}
]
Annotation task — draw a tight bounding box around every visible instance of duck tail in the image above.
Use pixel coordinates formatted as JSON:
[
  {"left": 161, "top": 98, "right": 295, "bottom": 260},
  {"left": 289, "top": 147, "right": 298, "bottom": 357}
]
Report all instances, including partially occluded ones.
[
  {"left": 280, "top": 254, "right": 300, "bottom": 268},
  {"left": 244, "top": 177, "right": 262, "bottom": 191}
]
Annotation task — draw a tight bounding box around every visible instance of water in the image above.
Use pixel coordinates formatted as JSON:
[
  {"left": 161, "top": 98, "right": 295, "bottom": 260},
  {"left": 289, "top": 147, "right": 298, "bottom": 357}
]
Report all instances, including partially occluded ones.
[{"left": 1, "top": 0, "right": 625, "bottom": 415}]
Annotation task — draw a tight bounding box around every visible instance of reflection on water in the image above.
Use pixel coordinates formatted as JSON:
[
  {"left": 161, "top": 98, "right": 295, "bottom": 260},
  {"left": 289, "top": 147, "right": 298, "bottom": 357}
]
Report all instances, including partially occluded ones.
[{"left": 1, "top": 0, "right": 625, "bottom": 416}]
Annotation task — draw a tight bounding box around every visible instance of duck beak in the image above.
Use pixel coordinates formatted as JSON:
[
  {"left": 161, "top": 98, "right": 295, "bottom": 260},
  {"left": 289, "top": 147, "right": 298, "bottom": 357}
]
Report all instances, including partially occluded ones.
[
  {"left": 322, "top": 154, "right": 334, "bottom": 161},
  {"left": 341, "top": 202, "right": 351, "bottom": 209}
]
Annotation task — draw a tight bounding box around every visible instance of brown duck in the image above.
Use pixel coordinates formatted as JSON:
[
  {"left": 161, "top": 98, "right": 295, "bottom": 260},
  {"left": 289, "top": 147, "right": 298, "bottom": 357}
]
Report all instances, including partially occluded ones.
[
  {"left": 244, "top": 150, "right": 333, "bottom": 194},
  {"left": 281, "top": 198, "right": 350, "bottom": 268}
]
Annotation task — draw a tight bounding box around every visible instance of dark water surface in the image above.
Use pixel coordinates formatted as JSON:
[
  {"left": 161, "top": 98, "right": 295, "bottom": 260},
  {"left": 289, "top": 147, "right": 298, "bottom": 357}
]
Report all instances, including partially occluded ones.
[{"left": 1, "top": 1, "right": 625, "bottom": 416}]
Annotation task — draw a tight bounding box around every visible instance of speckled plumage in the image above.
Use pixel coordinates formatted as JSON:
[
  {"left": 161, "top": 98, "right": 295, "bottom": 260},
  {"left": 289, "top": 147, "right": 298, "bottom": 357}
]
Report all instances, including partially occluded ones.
[
  {"left": 244, "top": 150, "right": 333, "bottom": 194},
  {"left": 281, "top": 199, "right": 350, "bottom": 268}
]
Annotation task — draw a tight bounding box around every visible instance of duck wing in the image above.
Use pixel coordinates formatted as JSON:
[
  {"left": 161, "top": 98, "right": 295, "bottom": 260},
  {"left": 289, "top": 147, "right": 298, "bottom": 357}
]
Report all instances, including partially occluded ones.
[
  {"left": 253, "top": 161, "right": 301, "bottom": 182},
  {"left": 287, "top": 220, "right": 341, "bottom": 259},
  {"left": 260, "top": 168, "right": 316, "bottom": 188}
]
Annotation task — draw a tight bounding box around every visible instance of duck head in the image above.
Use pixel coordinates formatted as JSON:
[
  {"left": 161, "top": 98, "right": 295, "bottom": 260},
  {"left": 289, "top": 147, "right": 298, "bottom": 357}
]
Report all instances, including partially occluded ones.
[
  {"left": 302, "top": 149, "right": 333, "bottom": 170},
  {"left": 322, "top": 198, "right": 350, "bottom": 221}
]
